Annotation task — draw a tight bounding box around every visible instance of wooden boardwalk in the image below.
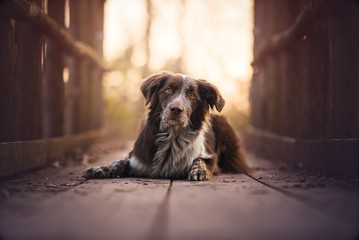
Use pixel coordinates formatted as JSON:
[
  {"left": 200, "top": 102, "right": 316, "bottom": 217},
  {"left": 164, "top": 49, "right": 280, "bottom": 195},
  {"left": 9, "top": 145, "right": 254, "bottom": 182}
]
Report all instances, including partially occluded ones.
[{"left": 0, "top": 145, "right": 358, "bottom": 240}]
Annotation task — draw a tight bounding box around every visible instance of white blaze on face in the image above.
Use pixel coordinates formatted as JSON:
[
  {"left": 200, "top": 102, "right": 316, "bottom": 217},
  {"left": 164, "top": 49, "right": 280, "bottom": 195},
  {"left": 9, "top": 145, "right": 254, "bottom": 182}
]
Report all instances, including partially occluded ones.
[{"left": 161, "top": 74, "right": 196, "bottom": 128}]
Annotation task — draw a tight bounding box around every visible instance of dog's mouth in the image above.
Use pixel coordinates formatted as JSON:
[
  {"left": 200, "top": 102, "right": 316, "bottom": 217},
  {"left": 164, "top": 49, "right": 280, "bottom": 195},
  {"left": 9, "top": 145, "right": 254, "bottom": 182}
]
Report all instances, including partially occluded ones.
[
  {"left": 162, "top": 113, "right": 188, "bottom": 128},
  {"left": 166, "top": 116, "right": 182, "bottom": 125}
]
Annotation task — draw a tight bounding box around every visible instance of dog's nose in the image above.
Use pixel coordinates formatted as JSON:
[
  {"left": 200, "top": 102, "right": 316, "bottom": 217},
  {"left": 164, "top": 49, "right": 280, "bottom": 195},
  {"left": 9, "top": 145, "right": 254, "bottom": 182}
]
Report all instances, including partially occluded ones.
[{"left": 170, "top": 105, "right": 183, "bottom": 115}]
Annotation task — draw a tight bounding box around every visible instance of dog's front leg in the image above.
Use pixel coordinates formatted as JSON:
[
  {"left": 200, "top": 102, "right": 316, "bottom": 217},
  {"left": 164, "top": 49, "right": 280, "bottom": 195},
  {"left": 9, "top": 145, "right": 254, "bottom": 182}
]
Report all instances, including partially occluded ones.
[
  {"left": 187, "top": 158, "right": 211, "bottom": 181},
  {"left": 83, "top": 159, "right": 131, "bottom": 179}
]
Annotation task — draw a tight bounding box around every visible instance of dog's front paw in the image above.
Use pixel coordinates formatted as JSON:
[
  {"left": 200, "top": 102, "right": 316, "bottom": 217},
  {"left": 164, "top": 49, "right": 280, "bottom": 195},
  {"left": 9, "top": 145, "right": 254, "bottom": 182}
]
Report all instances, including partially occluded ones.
[
  {"left": 82, "top": 160, "right": 130, "bottom": 179},
  {"left": 187, "top": 159, "right": 210, "bottom": 181},
  {"left": 83, "top": 166, "right": 108, "bottom": 179}
]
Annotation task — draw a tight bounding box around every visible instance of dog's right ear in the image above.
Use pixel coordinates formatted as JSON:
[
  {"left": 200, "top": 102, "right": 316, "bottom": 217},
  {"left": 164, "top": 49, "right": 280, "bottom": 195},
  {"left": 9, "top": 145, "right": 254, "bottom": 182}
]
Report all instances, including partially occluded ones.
[{"left": 141, "top": 72, "right": 169, "bottom": 105}]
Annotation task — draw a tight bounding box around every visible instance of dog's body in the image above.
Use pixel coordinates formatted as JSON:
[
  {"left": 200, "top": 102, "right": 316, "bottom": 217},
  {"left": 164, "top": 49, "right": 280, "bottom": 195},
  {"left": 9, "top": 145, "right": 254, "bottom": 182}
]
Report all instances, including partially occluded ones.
[{"left": 84, "top": 73, "right": 250, "bottom": 181}]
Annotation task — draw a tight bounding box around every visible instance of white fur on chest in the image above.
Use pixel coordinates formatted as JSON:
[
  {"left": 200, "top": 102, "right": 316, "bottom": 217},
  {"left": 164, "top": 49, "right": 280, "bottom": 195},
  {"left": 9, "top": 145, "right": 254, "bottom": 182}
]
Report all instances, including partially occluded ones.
[{"left": 128, "top": 124, "right": 212, "bottom": 179}]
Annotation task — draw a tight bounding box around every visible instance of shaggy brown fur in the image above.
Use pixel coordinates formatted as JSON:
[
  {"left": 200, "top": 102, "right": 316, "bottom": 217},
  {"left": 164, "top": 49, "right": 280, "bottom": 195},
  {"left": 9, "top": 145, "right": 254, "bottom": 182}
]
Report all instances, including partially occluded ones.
[{"left": 84, "top": 72, "right": 250, "bottom": 181}]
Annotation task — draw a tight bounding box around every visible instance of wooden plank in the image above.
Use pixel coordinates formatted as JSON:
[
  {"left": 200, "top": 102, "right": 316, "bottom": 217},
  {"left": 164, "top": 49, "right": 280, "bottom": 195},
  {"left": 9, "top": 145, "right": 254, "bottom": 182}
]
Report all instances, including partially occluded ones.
[
  {"left": 277, "top": 2, "right": 302, "bottom": 138},
  {"left": 47, "top": 127, "right": 106, "bottom": 160},
  {"left": 88, "top": 0, "right": 104, "bottom": 130},
  {"left": 245, "top": 124, "right": 359, "bottom": 177},
  {"left": 327, "top": 0, "right": 359, "bottom": 138},
  {"left": 279, "top": 42, "right": 301, "bottom": 138},
  {"left": 0, "top": 179, "right": 170, "bottom": 240},
  {"left": 168, "top": 175, "right": 354, "bottom": 240},
  {"left": 0, "top": 127, "right": 106, "bottom": 179},
  {"left": 4, "top": 0, "right": 109, "bottom": 71},
  {"left": 0, "top": 147, "right": 358, "bottom": 240},
  {"left": 249, "top": 69, "right": 263, "bottom": 129},
  {"left": 299, "top": 17, "right": 329, "bottom": 139},
  {"left": 0, "top": 17, "right": 18, "bottom": 142},
  {"left": 251, "top": 0, "right": 270, "bottom": 130},
  {"left": 44, "top": 0, "right": 65, "bottom": 138},
  {"left": 69, "top": 0, "right": 91, "bottom": 133},
  {"left": 247, "top": 152, "right": 359, "bottom": 230},
  {"left": 252, "top": 0, "right": 325, "bottom": 65},
  {"left": 14, "top": 0, "right": 43, "bottom": 141},
  {"left": 263, "top": 1, "right": 281, "bottom": 133},
  {"left": 0, "top": 175, "right": 355, "bottom": 240},
  {"left": 253, "top": 0, "right": 268, "bottom": 60},
  {"left": 245, "top": 125, "right": 296, "bottom": 163},
  {"left": 251, "top": 0, "right": 301, "bottom": 134},
  {"left": 0, "top": 140, "right": 47, "bottom": 178},
  {"left": 266, "top": 55, "right": 281, "bottom": 134}
]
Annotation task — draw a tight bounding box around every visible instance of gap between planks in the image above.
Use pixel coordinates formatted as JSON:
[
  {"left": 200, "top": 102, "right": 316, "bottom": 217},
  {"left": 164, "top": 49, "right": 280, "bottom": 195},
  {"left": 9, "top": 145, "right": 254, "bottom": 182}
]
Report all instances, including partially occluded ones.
[
  {"left": 246, "top": 173, "right": 354, "bottom": 229},
  {"left": 145, "top": 180, "right": 173, "bottom": 240}
]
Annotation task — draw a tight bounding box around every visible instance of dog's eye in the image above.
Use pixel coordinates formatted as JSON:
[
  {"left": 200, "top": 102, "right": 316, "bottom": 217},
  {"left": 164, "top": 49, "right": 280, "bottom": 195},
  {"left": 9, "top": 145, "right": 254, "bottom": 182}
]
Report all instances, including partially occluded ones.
[
  {"left": 189, "top": 92, "right": 196, "bottom": 99},
  {"left": 165, "top": 88, "right": 172, "bottom": 94}
]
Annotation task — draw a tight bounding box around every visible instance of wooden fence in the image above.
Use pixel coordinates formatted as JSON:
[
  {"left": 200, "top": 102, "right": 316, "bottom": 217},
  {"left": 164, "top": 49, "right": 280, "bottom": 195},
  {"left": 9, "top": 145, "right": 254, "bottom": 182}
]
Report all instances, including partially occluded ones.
[
  {"left": 0, "top": 0, "right": 107, "bottom": 178},
  {"left": 247, "top": 0, "right": 359, "bottom": 176}
]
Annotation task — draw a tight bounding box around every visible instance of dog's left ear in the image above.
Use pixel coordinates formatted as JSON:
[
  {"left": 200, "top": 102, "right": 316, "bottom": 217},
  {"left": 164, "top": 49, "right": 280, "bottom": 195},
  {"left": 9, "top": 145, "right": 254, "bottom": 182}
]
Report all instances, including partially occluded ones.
[
  {"left": 198, "top": 80, "right": 225, "bottom": 112},
  {"left": 141, "top": 72, "right": 169, "bottom": 105}
]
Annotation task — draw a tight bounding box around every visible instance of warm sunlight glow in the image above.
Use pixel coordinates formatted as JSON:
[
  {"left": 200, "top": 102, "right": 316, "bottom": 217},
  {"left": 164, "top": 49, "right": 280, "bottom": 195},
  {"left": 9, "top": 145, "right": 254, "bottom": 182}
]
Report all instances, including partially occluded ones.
[{"left": 103, "top": 0, "right": 253, "bottom": 132}]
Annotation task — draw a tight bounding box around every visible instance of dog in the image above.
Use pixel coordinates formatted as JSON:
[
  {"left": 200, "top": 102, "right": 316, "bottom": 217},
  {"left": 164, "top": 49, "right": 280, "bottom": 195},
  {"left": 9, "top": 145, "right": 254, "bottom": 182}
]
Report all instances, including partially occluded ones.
[{"left": 83, "top": 72, "right": 250, "bottom": 181}]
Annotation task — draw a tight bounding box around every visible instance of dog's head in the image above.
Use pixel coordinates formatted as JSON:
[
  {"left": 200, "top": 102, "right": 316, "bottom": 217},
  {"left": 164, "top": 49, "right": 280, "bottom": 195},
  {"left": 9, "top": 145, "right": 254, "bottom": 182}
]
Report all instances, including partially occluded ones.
[{"left": 141, "top": 72, "right": 225, "bottom": 130}]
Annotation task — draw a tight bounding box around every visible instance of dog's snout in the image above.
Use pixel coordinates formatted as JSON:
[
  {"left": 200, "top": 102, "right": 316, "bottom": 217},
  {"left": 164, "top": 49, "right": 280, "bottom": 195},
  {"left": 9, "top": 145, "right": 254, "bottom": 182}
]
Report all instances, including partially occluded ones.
[{"left": 170, "top": 105, "right": 183, "bottom": 115}]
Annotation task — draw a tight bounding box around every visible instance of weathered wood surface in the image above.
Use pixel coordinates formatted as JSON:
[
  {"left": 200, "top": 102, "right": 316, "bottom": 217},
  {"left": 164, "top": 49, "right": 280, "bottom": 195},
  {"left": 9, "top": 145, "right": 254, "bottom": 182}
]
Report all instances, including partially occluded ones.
[
  {"left": 1, "top": 147, "right": 357, "bottom": 240},
  {"left": 246, "top": 125, "right": 359, "bottom": 177},
  {"left": 44, "top": 0, "right": 66, "bottom": 138},
  {"left": 252, "top": 0, "right": 321, "bottom": 65},
  {"left": 250, "top": 0, "right": 359, "bottom": 177},
  {"left": 0, "top": 16, "right": 18, "bottom": 142},
  {"left": 14, "top": 0, "right": 43, "bottom": 141},
  {"left": 68, "top": 0, "right": 105, "bottom": 133},
  {"left": 0, "top": 0, "right": 106, "bottom": 180},
  {"left": 1, "top": 179, "right": 170, "bottom": 240},
  {"left": 326, "top": 0, "right": 359, "bottom": 139},
  {"left": 3, "top": 0, "right": 109, "bottom": 71},
  {"left": 0, "top": 127, "right": 106, "bottom": 178}
]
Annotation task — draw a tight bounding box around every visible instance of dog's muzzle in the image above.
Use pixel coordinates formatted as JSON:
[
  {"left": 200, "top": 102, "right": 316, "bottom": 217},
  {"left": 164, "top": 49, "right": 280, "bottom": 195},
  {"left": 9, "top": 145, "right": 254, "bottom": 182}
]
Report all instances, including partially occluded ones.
[{"left": 170, "top": 105, "right": 183, "bottom": 116}]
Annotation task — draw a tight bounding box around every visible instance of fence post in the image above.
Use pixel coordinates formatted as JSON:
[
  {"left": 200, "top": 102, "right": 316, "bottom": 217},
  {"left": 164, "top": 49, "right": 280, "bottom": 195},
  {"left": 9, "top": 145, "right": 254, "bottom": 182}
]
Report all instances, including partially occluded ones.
[
  {"left": 44, "top": 0, "right": 66, "bottom": 138},
  {"left": 299, "top": 16, "right": 328, "bottom": 139},
  {"left": 327, "top": 0, "right": 359, "bottom": 139},
  {"left": 89, "top": 0, "right": 105, "bottom": 130},
  {"left": 0, "top": 16, "right": 18, "bottom": 142},
  {"left": 15, "top": 0, "right": 43, "bottom": 140},
  {"left": 69, "top": 0, "right": 90, "bottom": 133}
]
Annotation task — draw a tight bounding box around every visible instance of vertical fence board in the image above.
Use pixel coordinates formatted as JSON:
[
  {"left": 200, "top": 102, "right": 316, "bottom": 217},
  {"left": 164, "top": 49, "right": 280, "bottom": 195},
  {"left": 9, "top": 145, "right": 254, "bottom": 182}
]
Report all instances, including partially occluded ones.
[
  {"left": 69, "top": 0, "right": 90, "bottom": 133},
  {"left": 254, "top": 0, "right": 270, "bottom": 131},
  {"left": 87, "top": 0, "right": 104, "bottom": 130},
  {"left": 250, "top": 72, "right": 264, "bottom": 129},
  {"left": 278, "top": 2, "right": 301, "bottom": 138},
  {"left": 15, "top": 0, "right": 43, "bottom": 141},
  {"left": 249, "top": 0, "right": 359, "bottom": 176},
  {"left": 0, "top": 17, "right": 18, "bottom": 142},
  {"left": 266, "top": 55, "right": 281, "bottom": 133},
  {"left": 44, "top": 0, "right": 65, "bottom": 138},
  {"left": 250, "top": 0, "right": 265, "bottom": 129},
  {"left": 91, "top": 0, "right": 105, "bottom": 129},
  {"left": 299, "top": 17, "right": 329, "bottom": 139},
  {"left": 327, "top": 0, "right": 359, "bottom": 139},
  {"left": 0, "top": 0, "right": 106, "bottom": 178},
  {"left": 265, "top": 1, "right": 290, "bottom": 134},
  {"left": 279, "top": 42, "right": 302, "bottom": 138}
]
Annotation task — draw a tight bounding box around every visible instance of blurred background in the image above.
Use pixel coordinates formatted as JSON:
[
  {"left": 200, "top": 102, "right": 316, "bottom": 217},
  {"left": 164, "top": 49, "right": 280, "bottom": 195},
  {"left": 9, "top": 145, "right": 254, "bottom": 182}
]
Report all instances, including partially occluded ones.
[
  {"left": 2, "top": 0, "right": 356, "bottom": 179},
  {"left": 102, "top": 0, "right": 253, "bottom": 138},
  {"left": 0, "top": 0, "right": 254, "bottom": 178}
]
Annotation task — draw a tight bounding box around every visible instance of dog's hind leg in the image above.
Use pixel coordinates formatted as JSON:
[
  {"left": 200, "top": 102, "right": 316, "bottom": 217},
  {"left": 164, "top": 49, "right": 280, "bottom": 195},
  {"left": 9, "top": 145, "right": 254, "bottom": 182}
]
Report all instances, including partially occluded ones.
[
  {"left": 211, "top": 114, "right": 251, "bottom": 174},
  {"left": 83, "top": 159, "right": 131, "bottom": 179}
]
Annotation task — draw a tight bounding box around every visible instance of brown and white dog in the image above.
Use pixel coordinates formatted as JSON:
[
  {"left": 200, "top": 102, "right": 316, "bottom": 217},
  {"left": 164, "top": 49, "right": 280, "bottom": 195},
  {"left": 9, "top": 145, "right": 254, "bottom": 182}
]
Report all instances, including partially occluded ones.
[{"left": 84, "top": 72, "right": 250, "bottom": 181}]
